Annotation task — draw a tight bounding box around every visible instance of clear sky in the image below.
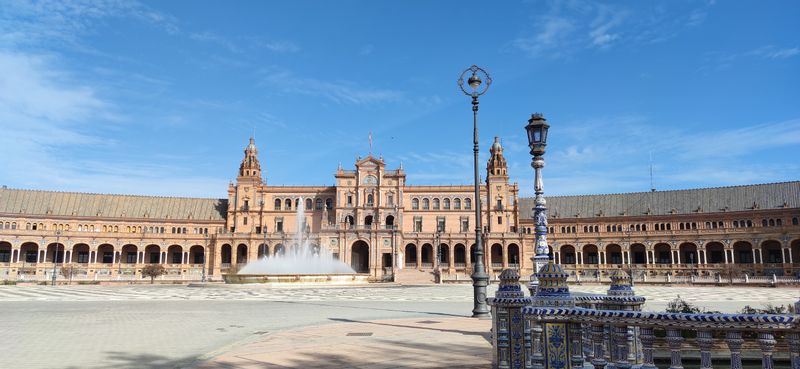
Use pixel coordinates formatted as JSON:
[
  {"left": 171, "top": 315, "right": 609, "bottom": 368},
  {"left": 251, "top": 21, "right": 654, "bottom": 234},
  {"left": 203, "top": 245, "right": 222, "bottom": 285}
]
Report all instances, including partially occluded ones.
[{"left": 1, "top": 0, "right": 798, "bottom": 198}]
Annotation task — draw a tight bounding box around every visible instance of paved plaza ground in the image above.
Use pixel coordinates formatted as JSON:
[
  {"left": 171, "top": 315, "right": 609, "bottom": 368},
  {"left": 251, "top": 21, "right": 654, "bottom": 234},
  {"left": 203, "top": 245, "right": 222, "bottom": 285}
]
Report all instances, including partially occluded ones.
[{"left": 1, "top": 284, "right": 797, "bottom": 368}]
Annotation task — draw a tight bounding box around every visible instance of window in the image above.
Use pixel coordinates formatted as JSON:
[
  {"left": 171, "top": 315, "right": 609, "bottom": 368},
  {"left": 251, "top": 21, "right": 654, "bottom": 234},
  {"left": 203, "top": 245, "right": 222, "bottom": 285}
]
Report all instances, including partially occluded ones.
[
  {"left": 172, "top": 253, "right": 181, "bottom": 264},
  {"left": 243, "top": 200, "right": 249, "bottom": 209},
  {"left": 454, "top": 198, "right": 461, "bottom": 210},
  {"left": 461, "top": 218, "right": 469, "bottom": 232},
  {"left": 274, "top": 199, "right": 281, "bottom": 210},
  {"left": 326, "top": 198, "right": 333, "bottom": 209},
  {"left": 347, "top": 195, "right": 353, "bottom": 206},
  {"left": 432, "top": 198, "right": 439, "bottom": 210},
  {"left": 747, "top": 220, "right": 753, "bottom": 227},
  {"left": 78, "top": 252, "right": 89, "bottom": 263},
  {"left": 243, "top": 217, "right": 248, "bottom": 225},
  {"left": 295, "top": 199, "right": 300, "bottom": 208},
  {"left": 0, "top": 250, "right": 9, "bottom": 262},
  {"left": 497, "top": 216, "right": 502, "bottom": 225},
  {"left": 102, "top": 252, "right": 113, "bottom": 263},
  {"left": 733, "top": 220, "right": 739, "bottom": 228},
  {"left": 763, "top": 219, "right": 768, "bottom": 227},
  {"left": 423, "top": 199, "right": 430, "bottom": 210},
  {"left": 276, "top": 219, "right": 284, "bottom": 232},
  {"left": 769, "top": 219, "right": 775, "bottom": 227},
  {"left": 316, "top": 198, "right": 323, "bottom": 210},
  {"left": 496, "top": 199, "right": 502, "bottom": 210},
  {"left": 464, "top": 198, "right": 472, "bottom": 210},
  {"left": 285, "top": 199, "right": 292, "bottom": 210},
  {"left": 414, "top": 217, "right": 423, "bottom": 232},
  {"left": 793, "top": 217, "right": 798, "bottom": 226},
  {"left": 126, "top": 252, "right": 137, "bottom": 263},
  {"left": 306, "top": 198, "right": 313, "bottom": 210},
  {"left": 443, "top": 198, "right": 450, "bottom": 209},
  {"left": 412, "top": 198, "right": 419, "bottom": 210},
  {"left": 777, "top": 219, "right": 782, "bottom": 226},
  {"left": 367, "top": 194, "right": 374, "bottom": 206},
  {"left": 666, "top": 223, "right": 671, "bottom": 230},
  {"left": 437, "top": 217, "right": 446, "bottom": 232},
  {"left": 387, "top": 194, "right": 394, "bottom": 207}
]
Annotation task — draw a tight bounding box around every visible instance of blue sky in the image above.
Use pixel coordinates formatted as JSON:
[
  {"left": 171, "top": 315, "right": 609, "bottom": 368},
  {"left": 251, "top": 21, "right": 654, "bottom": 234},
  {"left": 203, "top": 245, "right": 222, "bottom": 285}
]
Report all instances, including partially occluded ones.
[{"left": 1, "top": 0, "right": 798, "bottom": 198}]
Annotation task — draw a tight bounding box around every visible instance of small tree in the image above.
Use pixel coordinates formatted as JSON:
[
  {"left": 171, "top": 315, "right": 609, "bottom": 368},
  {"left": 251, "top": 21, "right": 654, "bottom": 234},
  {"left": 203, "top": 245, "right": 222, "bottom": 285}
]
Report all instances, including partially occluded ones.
[
  {"left": 718, "top": 264, "right": 742, "bottom": 285},
  {"left": 59, "top": 264, "right": 78, "bottom": 285},
  {"left": 141, "top": 264, "right": 167, "bottom": 284}
]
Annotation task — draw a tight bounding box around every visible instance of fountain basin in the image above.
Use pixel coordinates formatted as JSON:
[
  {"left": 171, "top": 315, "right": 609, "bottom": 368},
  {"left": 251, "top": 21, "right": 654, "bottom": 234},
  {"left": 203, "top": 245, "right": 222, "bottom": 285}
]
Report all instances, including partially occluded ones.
[{"left": 223, "top": 273, "right": 370, "bottom": 285}]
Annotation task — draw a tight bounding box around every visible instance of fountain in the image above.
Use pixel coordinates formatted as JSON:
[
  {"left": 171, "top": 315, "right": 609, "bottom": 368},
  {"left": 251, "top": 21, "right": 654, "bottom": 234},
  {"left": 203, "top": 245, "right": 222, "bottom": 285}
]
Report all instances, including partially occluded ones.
[{"left": 223, "top": 197, "right": 369, "bottom": 284}]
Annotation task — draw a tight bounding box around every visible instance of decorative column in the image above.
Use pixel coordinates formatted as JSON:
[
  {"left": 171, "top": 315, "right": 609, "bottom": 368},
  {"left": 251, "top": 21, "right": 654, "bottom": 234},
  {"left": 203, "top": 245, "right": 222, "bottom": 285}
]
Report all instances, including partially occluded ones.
[
  {"left": 525, "top": 113, "right": 551, "bottom": 294},
  {"left": 613, "top": 325, "right": 631, "bottom": 369},
  {"left": 570, "top": 323, "right": 585, "bottom": 369},
  {"left": 639, "top": 327, "right": 656, "bottom": 369},
  {"left": 591, "top": 324, "right": 608, "bottom": 369},
  {"left": 696, "top": 330, "right": 714, "bottom": 369},
  {"left": 787, "top": 332, "right": 800, "bottom": 369},
  {"left": 725, "top": 331, "right": 744, "bottom": 369},
  {"left": 758, "top": 332, "right": 776, "bottom": 369},
  {"left": 666, "top": 329, "right": 684, "bottom": 369},
  {"left": 488, "top": 269, "right": 530, "bottom": 369}
]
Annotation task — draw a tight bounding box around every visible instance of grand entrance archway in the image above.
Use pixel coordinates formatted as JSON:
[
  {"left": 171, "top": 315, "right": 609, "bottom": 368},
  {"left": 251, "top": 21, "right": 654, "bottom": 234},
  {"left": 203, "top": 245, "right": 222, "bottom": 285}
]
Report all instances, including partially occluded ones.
[{"left": 351, "top": 240, "right": 369, "bottom": 273}]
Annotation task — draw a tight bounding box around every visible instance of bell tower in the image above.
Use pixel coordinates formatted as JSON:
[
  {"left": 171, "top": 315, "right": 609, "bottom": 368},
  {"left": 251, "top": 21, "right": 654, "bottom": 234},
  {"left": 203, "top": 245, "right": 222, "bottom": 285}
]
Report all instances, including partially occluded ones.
[
  {"left": 238, "top": 137, "right": 262, "bottom": 183},
  {"left": 486, "top": 137, "right": 511, "bottom": 233},
  {"left": 227, "top": 137, "right": 264, "bottom": 233}
]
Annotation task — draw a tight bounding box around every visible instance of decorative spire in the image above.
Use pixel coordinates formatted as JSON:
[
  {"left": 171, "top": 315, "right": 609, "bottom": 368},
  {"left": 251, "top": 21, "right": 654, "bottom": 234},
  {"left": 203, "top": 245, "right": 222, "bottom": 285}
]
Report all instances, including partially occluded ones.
[
  {"left": 238, "top": 137, "right": 262, "bottom": 181},
  {"left": 607, "top": 269, "right": 635, "bottom": 296},
  {"left": 486, "top": 136, "right": 508, "bottom": 177},
  {"left": 530, "top": 260, "right": 574, "bottom": 307}
]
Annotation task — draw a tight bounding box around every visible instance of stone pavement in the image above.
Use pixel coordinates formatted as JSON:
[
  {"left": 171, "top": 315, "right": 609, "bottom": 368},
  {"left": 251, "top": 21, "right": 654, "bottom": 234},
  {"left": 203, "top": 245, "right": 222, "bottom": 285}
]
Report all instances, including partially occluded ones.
[{"left": 193, "top": 317, "right": 492, "bottom": 369}]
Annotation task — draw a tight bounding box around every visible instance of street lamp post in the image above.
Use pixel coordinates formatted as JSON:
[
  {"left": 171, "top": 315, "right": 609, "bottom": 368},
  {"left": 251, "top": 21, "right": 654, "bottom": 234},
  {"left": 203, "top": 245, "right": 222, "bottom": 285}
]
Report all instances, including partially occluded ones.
[
  {"left": 435, "top": 230, "right": 442, "bottom": 284},
  {"left": 202, "top": 232, "right": 209, "bottom": 283},
  {"left": 525, "top": 113, "right": 551, "bottom": 294},
  {"left": 458, "top": 65, "right": 492, "bottom": 318},
  {"left": 51, "top": 230, "right": 62, "bottom": 286}
]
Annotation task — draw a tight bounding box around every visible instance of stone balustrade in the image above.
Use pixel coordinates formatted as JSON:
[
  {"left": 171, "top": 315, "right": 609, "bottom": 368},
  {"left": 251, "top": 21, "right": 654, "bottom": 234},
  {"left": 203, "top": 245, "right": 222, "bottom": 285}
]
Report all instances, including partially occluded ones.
[{"left": 489, "top": 264, "right": 800, "bottom": 369}]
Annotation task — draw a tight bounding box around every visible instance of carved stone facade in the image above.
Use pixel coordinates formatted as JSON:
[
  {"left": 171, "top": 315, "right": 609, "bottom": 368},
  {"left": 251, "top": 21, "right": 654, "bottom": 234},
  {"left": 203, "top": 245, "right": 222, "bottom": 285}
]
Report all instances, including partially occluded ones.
[{"left": 0, "top": 137, "right": 798, "bottom": 282}]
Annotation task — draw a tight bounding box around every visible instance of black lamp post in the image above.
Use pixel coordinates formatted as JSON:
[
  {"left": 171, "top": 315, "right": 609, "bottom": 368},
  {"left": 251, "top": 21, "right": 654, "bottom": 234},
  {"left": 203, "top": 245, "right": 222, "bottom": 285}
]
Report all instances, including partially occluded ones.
[
  {"left": 51, "top": 230, "right": 61, "bottom": 286},
  {"left": 525, "top": 113, "right": 551, "bottom": 294},
  {"left": 458, "top": 65, "right": 491, "bottom": 318}
]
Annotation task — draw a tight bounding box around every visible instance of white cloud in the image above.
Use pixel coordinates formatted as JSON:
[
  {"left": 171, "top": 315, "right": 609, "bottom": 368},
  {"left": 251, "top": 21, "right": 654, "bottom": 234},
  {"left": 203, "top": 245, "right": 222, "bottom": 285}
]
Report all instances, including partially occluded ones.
[
  {"left": 259, "top": 67, "right": 404, "bottom": 105},
  {"left": 749, "top": 46, "right": 800, "bottom": 59},
  {"left": 260, "top": 40, "right": 301, "bottom": 53}
]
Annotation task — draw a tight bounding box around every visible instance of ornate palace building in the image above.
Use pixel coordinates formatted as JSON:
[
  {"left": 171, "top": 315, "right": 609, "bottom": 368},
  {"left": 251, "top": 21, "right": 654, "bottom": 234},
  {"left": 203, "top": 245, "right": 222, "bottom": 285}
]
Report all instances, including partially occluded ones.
[{"left": 0, "top": 137, "right": 798, "bottom": 282}]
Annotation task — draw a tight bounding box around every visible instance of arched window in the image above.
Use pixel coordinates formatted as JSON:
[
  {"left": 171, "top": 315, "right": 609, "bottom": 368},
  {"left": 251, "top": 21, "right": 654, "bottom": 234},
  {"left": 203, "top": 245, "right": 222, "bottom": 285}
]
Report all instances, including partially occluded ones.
[
  {"left": 583, "top": 226, "right": 588, "bottom": 233},
  {"left": 666, "top": 223, "right": 672, "bottom": 230},
  {"left": 464, "top": 198, "right": 472, "bottom": 210},
  {"left": 274, "top": 199, "right": 281, "bottom": 210},
  {"left": 571, "top": 226, "right": 576, "bottom": 233},
  {"left": 315, "top": 198, "right": 323, "bottom": 209},
  {"left": 432, "top": 198, "right": 440, "bottom": 210},
  {"left": 306, "top": 198, "right": 313, "bottom": 210},
  {"left": 454, "top": 198, "right": 461, "bottom": 209},
  {"left": 422, "top": 198, "right": 430, "bottom": 210},
  {"left": 679, "top": 223, "right": 684, "bottom": 230},
  {"left": 635, "top": 224, "right": 641, "bottom": 231},
  {"left": 747, "top": 220, "right": 753, "bottom": 227},
  {"left": 443, "top": 198, "right": 450, "bottom": 209},
  {"left": 367, "top": 194, "right": 374, "bottom": 206},
  {"left": 763, "top": 219, "right": 768, "bottom": 227},
  {"left": 793, "top": 217, "right": 798, "bottom": 225},
  {"left": 594, "top": 225, "right": 599, "bottom": 232},
  {"left": 412, "top": 198, "right": 419, "bottom": 210},
  {"left": 733, "top": 220, "right": 739, "bottom": 228},
  {"left": 776, "top": 219, "right": 782, "bottom": 226},
  {"left": 326, "top": 198, "right": 333, "bottom": 209},
  {"left": 769, "top": 219, "right": 775, "bottom": 227},
  {"left": 295, "top": 198, "right": 300, "bottom": 208},
  {"left": 365, "top": 215, "right": 373, "bottom": 226},
  {"left": 642, "top": 224, "right": 647, "bottom": 231},
  {"left": 285, "top": 199, "right": 292, "bottom": 210},
  {"left": 612, "top": 225, "right": 616, "bottom": 232}
]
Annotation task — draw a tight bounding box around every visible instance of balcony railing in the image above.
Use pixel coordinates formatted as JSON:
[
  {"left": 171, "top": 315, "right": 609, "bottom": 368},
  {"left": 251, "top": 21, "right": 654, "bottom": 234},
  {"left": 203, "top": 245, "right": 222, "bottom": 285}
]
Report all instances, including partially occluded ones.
[{"left": 489, "top": 267, "right": 800, "bottom": 369}]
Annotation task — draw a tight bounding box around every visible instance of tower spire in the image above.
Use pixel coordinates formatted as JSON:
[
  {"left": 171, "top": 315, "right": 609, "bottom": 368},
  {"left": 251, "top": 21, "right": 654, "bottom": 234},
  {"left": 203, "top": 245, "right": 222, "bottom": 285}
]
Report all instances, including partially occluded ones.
[{"left": 238, "top": 136, "right": 262, "bottom": 183}]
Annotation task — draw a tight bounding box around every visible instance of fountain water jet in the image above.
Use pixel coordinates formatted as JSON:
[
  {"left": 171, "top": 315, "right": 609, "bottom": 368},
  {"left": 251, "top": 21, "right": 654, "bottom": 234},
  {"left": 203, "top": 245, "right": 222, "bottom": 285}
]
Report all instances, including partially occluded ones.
[{"left": 224, "top": 197, "right": 367, "bottom": 284}]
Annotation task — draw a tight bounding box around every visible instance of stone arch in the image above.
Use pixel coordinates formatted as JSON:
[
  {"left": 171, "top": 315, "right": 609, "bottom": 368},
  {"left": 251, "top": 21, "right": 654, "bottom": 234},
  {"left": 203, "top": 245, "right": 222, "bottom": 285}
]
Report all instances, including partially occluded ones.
[
  {"left": 507, "top": 243, "right": 520, "bottom": 266},
  {"left": 236, "top": 244, "right": 248, "bottom": 264},
  {"left": 350, "top": 240, "right": 369, "bottom": 273},
  {"left": 167, "top": 244, "right": 183, "bottom": 264},
  {"left": 0, "top": 241, "right": 12, "bottom": 263},
  {"left": 605, "top": 244, "right": 622, "bottom": 264},
  {"left": 71, "top": 243, "right": 90, "bottom": 263},
  {"left": 679, "top": 242, "right": 698, "bottom": 264},
  {"left": 490, "top": 243, "right": 503, "bottom": 266},
  {"left": 654, "top": 243, "right": 672, "bottom": 264},
  {"left": 761, "top": 239, "right": 783, "bottom": 263},
  {"left": 97, "top": 244, "right": 115, "bottom": 264},
  {"left": 733, "top": 241, "right": 754, "bottom": 264},
  {"left": 405, "top": 243, "right": 417, "bottom": 266},
  {"left": 454, "top": 243, "right": 466, "bottom": 264},
  {"left": 792, "top": 239, "right": 800, "bottom": 264},
  {"left": 144, "top": 244, "right": 161, "bottom": 264},
  {"left": 221, "top": 244, "right": 232, "bottom": 264},
  {"left": 46, "top": 242, "right": 66, "bottom": 263},
  {"left": 438, "top": 243, "right": 450, "bottom": 265},
  {"left": 257, "top": 243, "right": 269, "bottom": 258},
  {"left": 121, "top": 244, "right": 138, "bottom": 264},
  {"left": 274, "top": 243, "right": 285, "bottom": 256},
  {"left": 705, "top": 242, "right": 725, "bottom": 263},
  {"left": 20, "top": 241, "right": 39, "bottom": 263},
  {"left": 630, "top": 243, "right": 646, "bottom": 264},
  {"left": 469, "top": 243, "right": 477, "bottom": 264},
  {"left": 421, "top": 243, "right": 433, "bottom": 264},
  {"left": 560, "top": 245, "right": 576, "bottom": 264},
  {"left": 583, "top": 244, "right": 599, "bottom": 264},
  {"left": 189, "top": 245, "right": 205, "bottom": 264},
  {"left": 385, "top": 215, "right": 395, "bottom": 228},
  {"left": 364, "top": 215, "right": 373, "bottom": 226}
]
